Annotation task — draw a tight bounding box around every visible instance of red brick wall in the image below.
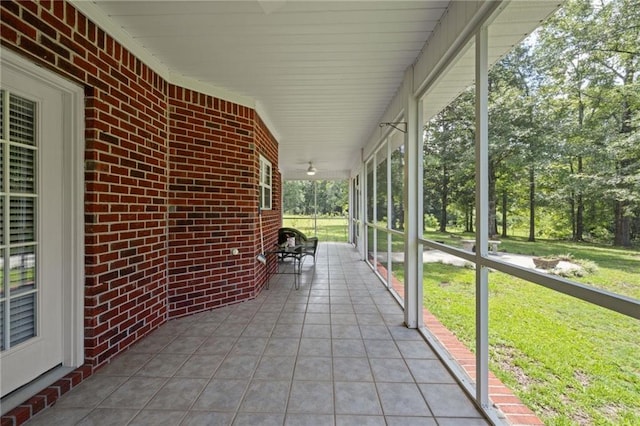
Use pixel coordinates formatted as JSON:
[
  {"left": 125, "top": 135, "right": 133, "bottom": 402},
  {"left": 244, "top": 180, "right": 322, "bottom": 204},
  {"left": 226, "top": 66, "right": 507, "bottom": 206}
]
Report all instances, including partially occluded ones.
[
  {"left": 1, "top": 3, "right": 281, "bottom": 420},
  {"left": 167, "top": 87, "right": 281, "bottom": 317},
  {"left": 254, "top": 114, "right": 283, "bottom": 286},
  {"left": 1, "top": 0, "right": 170, "bottom": 368},
  {"left": 255, "top": 114, "right": 281, "bottom": 216}
]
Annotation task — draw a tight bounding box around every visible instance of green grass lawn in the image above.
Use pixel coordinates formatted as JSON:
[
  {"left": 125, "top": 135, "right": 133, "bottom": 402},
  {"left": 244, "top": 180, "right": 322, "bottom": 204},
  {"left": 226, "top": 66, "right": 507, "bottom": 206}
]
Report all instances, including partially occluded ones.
[
  {"left": 423, "top": 229, "right": 640, "bottom": 300},
  {"left": 395, "top": 233, "right": 640, "bottom": 425},
  {"left": 283, "top": 215, "right": 349, "bottom": 243}
]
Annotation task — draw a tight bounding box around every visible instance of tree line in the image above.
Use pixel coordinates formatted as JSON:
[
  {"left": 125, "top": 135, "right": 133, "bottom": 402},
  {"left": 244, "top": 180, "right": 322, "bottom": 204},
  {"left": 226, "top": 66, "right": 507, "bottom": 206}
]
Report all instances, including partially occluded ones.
[
  {"left": 424, "top": 0, "right": 639, "bottom": 246},
  {"left": 282, "top": 180, "right": 348, "bottom": 216},
  {"left": 283, "top": 0, "right": 638, "bottom": 247}
]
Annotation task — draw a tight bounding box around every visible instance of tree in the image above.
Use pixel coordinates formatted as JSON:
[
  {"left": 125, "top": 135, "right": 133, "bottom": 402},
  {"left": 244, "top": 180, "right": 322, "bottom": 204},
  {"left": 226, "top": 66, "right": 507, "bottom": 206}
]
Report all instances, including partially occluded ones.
[
  {"left": 282, "top": 180, "right": 307, "bottom": 214},
  {"left": 423, "top": 89, "right": 475, "bottom": 232},
  {"left": 488, "top": 46, "right": 545, "bottom": 239},
  {"left": 282, "top": 180, "right": 348, "bottom": 216},
  {"left": 537, "top": 0, "right": 639, "bottom": 246}
]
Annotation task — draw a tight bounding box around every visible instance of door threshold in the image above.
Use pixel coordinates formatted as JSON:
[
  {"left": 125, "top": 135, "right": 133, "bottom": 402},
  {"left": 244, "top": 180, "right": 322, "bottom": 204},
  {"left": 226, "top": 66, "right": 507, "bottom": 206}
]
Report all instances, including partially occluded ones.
[{"left": 1, "top": 365, "right": 74, "bottom": 415}]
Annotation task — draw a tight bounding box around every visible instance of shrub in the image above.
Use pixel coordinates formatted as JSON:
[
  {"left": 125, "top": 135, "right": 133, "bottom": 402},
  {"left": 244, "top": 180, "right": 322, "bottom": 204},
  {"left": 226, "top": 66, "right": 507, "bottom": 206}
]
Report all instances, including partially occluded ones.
[{"left": 424, "top": 214, "right": 440, "bottom": 229}]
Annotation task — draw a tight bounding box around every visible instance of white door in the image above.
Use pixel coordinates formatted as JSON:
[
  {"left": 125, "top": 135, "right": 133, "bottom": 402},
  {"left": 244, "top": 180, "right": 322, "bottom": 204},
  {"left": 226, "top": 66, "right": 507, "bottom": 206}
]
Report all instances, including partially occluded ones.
[{"left": 0, "top": 66, "right": 65, "bottom": 397}]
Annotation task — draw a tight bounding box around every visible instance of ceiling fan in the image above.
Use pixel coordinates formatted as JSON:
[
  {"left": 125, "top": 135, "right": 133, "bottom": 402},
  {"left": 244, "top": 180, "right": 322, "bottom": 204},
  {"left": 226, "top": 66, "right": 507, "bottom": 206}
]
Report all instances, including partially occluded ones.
[{"left": 306, "top": 162, "right": 317, "bottom": 176}]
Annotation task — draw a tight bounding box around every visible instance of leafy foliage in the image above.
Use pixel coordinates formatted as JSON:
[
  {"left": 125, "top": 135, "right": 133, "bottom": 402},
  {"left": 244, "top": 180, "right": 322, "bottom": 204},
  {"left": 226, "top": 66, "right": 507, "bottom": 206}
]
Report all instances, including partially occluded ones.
[
  {"left": 423, "top": 0, "right": 640, "bottom": 246},
  {"left": 282, "top": 180, "right": 348, "bottom": 216}
]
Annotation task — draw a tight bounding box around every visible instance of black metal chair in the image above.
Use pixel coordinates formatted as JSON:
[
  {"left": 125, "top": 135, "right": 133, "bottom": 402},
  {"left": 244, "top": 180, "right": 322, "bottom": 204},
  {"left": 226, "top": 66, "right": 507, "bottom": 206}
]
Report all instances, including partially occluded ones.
[{"left": 277, "top": 227, "right": 318, "bottom": 263}]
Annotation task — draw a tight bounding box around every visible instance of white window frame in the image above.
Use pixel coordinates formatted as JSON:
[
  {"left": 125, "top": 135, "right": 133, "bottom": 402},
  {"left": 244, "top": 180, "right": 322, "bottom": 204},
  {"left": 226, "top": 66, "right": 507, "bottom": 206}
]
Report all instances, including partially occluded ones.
[{"left": 259, "top": 155, "right": 272, "bottom": 210}]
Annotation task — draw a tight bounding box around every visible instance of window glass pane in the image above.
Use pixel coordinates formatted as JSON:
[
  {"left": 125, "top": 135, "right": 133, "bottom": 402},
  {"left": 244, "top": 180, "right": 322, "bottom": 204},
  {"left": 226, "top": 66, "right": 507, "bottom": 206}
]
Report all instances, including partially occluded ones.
[
  {"left": 351, "top": 177, "right": 360, "bottom": 244},
  {"left": 1, "top": 90, "right": 39, "bottom": 353},
  {"left": 10, "top": 293, "right": 36, "bottom": 346},
  {"left": 376, "top": 144, "right": 388, "bottom": 227},
  {"left": 264, "top": 188, "right": 271, "bottom": 210},
  {"left": 0, "top": 89, "right": 4, "bottom": 137},
  {"left": 259, "top": 156, "right": 272, "bottom": 210},
  {"left": 0, "top": 143, "right": 4, "bottom": 193},
  {"left": 488, "top": 274, "right": 640, "bottom": 425},
  {"left": 10, "top": 197, "right": 35, "bottom": 243},
  {"left": 421, "top": 249, "right": 477, "bottom": 384},
  {"left": 390, "top": 233, "right": 405, "bottom": 305},
  {"left": 0, "top": 197, "right": 3, "bottom": 244},
  {"left": 366, "top": 159, "right": 374, "bottom": 223},
  {"left": 423, "top": 88, "right": 475, "bottom": 242},
  {"left": 0, "top": 300, "right": 4, "bottom": 350},
  {"left": 0, "top": 248, "right": 4, "bottom": 299},
  {"left": 376, "top": 229, "right": 389, "bottom": 286},
  {"left": 367, "top": 226, "right": 375, "bottom": 265},
  {"left": 353, "top": 176, "right": 359, "bottom": 221},
  {"left": 9, "top": 94, "right": 36, "bottom": 146},
  {"left": 391, "top": 142, "right": 405, "bottom": 231},
  {"left": 10, "top": 246, "right": 36, "bottom": 296},
  {"left": 10, "top": 145, "right": 36, "bottom": 193}
]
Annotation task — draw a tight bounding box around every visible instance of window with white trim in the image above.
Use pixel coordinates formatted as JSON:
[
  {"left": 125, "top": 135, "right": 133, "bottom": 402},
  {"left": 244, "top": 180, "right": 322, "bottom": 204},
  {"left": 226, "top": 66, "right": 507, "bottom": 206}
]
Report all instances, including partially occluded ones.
[
  {"left": 1, "top": 89, "right": 39, "bottom": 351},
  {"left": 259, "top": 155, "right": 272, "bottom": 210}
]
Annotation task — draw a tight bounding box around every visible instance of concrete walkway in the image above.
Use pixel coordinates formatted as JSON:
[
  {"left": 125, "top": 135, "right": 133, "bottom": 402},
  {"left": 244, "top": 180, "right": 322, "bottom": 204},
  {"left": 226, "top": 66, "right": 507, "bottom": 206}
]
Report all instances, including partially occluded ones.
[{"left": 378, "top": 250, "right": 582, "bottom": 274}]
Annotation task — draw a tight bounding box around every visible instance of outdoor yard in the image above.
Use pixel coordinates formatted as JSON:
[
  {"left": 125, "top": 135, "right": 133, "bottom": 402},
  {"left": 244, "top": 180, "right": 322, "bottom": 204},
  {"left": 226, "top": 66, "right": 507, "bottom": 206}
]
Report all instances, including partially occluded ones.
[
  {"left": 282, "top": 216, "right": 348, "bottom": 243},
  {"left": 396, "top": 233, "right": 640, "bottom": 425},
  {"left": 281, "top": 217, "right": 639, "bottom": 424}
]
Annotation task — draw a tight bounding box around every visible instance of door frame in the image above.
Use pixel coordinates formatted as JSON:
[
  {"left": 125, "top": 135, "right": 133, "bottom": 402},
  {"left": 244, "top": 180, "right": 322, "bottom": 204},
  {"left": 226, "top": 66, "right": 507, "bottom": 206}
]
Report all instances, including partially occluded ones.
[{"left": 1, "top": 48, "right": 84, "bottom": 389}]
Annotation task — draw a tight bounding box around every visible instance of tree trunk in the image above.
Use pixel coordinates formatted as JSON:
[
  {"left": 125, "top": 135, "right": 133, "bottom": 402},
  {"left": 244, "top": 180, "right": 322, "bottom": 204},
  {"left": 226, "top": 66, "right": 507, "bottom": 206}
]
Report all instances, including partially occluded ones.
[
  {"left": 613, "top": 65, "right": 634, "bottom": 247},
  {"left": 488, "top": 165, "right": 497, "bottom": 237},
  {"left": 576, "top": 156, "right": 584, "bottom": 241},
  {"left": 568, "top": 161, "right": 576, "bottom": 240},
  {"left": 569, "top": 192, "right": 576, "bottom": 241},
  {"left": 575, "top": 96, "right": 585, "bottom": 241},
  {"left": 528, "top": 165, "right": 536, "bottom": 242},
  {"left": 632, "top": 213, "right": 640, "bottom": 241},
  {"left": 439, "top": 164, "right": 448, "bottom": 232},
  {"left": 614, "top": 201, "right": 631, "bottom": 247},
  {"left": 613, "top": 153, "right": 633, "bottom": 248},
  {"left": 465, "top": 207, "right": 470, "bottom": 232},
  {"left": 501, "top": 190, "right": 508, "bottom": 237}
]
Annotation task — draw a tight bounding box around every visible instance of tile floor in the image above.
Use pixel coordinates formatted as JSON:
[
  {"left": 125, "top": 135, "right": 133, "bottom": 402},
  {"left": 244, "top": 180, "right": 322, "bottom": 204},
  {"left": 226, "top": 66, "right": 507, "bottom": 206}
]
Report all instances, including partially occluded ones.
[{"left": 27, "top": 243, "right": 490, "bottom": 425}]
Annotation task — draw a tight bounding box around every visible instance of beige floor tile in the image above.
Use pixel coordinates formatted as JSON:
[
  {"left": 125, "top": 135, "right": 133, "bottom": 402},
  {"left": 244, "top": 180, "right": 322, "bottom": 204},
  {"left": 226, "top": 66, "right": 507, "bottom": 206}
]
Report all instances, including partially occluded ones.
[{"left": 22, "top": 243, "right": 492, "bottom": 426}]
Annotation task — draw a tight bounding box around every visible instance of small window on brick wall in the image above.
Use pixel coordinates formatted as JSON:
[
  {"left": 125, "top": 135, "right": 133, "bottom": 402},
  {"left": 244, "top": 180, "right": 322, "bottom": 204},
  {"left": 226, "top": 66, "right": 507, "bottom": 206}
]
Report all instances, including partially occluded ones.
[{"left": 259, "top": 155, "right": 272, "bottom": 210}]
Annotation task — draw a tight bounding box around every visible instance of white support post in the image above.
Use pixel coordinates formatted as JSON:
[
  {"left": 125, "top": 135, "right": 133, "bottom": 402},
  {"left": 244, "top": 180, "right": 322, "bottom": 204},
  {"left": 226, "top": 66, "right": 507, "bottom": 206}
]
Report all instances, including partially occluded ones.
[
  {"left": 387, "top": 139, "right": 393, "bottom": 283},
  {"left": 475, "top": 26, "right": 490, "bottom": 408},
  {"left": 314, "top": 180, "right": 318, "bottom": 236},
  {"left": 404, "top": 70, "right": 420, "bottom": 328},
  {"left": 348, "top": 177, "right": 353, "bottom": 244},
  {"left": 359, "top": 169, "right": 366, "bottom": 259},
  {"left": 372, "top": 155, "right": 377, "bottom": 271},
  {"left": 416, "top": 100, "right": 424, "bottom": 328}
]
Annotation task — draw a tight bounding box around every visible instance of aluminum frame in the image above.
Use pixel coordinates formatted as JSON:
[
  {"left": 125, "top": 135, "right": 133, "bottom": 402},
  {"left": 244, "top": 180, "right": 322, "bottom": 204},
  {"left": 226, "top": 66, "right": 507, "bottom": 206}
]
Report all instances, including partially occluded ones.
[{"left": 360, "top": 17, "right": 639, "bottom": 426}]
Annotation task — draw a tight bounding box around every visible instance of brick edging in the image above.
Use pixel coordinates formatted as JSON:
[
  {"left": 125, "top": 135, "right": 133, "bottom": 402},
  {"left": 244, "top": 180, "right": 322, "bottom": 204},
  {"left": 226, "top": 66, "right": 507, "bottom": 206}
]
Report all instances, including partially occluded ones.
[
  {"left": 375, "top": 260, "right": 543, "bottom": 425},
  {"left": 1, "top": 365, "right": 93, "bottom": 426},
  {"left": 421, "top": 310, "right": 543, "bottom": 425}
]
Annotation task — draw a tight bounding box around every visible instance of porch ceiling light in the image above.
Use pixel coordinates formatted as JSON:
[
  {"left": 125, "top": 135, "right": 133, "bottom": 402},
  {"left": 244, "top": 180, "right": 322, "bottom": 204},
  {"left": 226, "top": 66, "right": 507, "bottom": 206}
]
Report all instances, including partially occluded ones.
[{"left": 306, "top": 162, "right": 317, "bottom": 176}]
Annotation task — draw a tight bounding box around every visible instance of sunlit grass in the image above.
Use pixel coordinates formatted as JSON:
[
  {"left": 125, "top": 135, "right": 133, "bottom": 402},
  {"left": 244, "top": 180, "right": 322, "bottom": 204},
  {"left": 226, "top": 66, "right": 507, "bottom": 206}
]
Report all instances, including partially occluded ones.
[
  {"left": 282, "top": 215, "right": 348, "bottom": 243},
  {"left": 393, "top": 236, "right": 640, "bottom": 425},
  {"left": 422, "top": 229, "right": 640, "bottom": 300}
]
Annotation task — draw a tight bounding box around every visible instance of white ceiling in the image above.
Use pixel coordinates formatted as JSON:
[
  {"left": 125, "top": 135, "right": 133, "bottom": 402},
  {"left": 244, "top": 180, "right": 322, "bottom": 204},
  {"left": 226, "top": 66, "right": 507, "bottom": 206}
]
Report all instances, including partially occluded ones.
[{"left": 79, "top": 1, "right": 560, "bottom": 180}]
